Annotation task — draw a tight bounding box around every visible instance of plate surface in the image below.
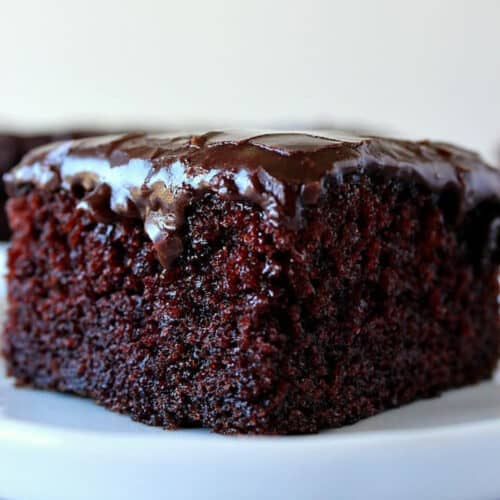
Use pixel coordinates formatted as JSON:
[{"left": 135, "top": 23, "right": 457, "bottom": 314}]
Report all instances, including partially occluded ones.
[{"left": 1, "top": 243, "right": 500, "bottom": 500}]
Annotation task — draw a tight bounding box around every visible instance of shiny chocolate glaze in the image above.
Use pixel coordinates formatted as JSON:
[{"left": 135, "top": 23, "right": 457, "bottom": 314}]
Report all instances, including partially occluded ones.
[{"left": 5, "top": 131, "right": 500, "bottom": 267}]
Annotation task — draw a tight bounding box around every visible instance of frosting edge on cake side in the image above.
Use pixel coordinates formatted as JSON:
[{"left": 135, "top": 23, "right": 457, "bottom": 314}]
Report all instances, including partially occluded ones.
[{"left": 5, "top": 131, "right": 500, "bottom": 268}]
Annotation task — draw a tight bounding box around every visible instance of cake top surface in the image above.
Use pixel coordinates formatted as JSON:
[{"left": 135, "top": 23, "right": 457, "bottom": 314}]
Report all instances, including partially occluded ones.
[
  {"left": 9, "top": 129, "right": 498, "bottom": 180},
  {"left": 5, "top": 130, "right": 500, "bottom": 267},
  {"left": 9, "top": 130, "right": 500, "bottom": 194}
]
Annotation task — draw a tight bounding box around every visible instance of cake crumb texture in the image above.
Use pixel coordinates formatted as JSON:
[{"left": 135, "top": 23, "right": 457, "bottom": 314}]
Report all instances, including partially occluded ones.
[{"left": 4, "top": 173, "right": 499, "bottom": 433}]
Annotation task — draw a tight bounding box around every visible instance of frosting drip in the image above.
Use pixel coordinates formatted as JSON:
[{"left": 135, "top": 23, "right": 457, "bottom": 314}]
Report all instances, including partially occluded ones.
[{"left": 5, "top": 131, "right": 500, "bottom": 268}]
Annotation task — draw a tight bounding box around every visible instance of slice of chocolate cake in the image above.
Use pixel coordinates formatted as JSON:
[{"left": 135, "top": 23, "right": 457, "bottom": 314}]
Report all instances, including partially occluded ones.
[
  {"left": 0, "top": 131, "right": 106, "bottom": 239},
  {"left": 3, "top": 131, "right": 500, "bottom": 434}
]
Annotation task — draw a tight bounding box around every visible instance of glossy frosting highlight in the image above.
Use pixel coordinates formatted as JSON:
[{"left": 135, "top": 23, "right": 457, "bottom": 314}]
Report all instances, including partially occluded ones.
[{"left": 5, "top": 131, "right": 500, "bottom": 267}]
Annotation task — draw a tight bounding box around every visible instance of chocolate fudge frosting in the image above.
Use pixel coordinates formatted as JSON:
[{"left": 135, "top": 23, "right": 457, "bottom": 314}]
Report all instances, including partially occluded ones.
[{"left": 5, "top": 131, "right": 500, "bottom": 267}]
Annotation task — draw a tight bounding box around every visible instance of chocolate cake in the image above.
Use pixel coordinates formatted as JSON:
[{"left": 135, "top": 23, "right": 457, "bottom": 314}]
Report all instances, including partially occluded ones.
[
  {"left": 3, "top": 131, "right": 500, "bottom": 434},
  {"left": 0, "top": 131, "right": 103, "bottom": 239}
]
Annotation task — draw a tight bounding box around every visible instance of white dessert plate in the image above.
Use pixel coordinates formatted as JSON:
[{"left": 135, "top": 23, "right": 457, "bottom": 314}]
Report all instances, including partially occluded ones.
[{"left": 1, "top": 243, "right": 500, "bottom": 500}]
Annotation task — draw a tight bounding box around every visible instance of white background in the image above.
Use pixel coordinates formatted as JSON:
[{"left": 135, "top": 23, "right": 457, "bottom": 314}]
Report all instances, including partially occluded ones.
[{"left": 0, "top": 0, "right": 499, "bottom": 162}]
